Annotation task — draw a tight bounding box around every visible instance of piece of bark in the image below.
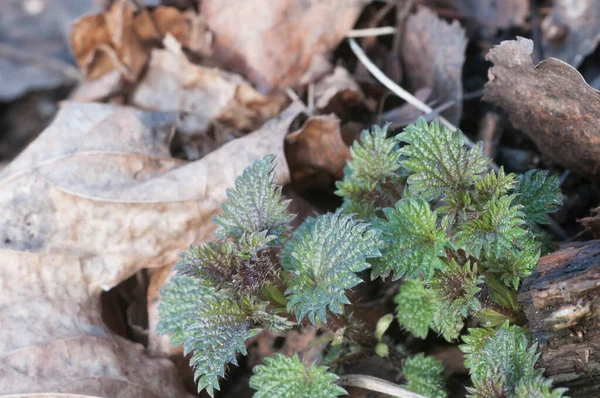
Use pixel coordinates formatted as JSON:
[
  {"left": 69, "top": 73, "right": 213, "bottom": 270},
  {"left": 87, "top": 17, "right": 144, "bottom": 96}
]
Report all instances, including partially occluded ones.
[
  {"left": 518, "top": 241, "right": 600, "bottom": 397},
  {"left": 484, "top": 37, "right": 600, "bottom": 178}
]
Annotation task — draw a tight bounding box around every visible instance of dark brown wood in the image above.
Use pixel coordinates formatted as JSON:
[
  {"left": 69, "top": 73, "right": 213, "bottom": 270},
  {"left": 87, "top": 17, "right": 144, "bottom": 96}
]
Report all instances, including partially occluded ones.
[{"left": 518, "top": 240, "right": 600, "bottom": 397}]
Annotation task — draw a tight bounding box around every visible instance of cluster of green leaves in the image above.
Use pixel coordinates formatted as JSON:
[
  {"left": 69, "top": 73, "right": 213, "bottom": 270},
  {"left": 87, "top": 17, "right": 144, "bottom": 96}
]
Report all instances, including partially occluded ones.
[
  {"left": 335, "top": 119, "right": 564, "bottom": 396},
  {"left": 157, "top": 155, "right": 295, "bottom": 395},
  {"left": 158, "top": 118, "right": 565, "bottom": 398},
  {"left": 335, "top": 119, "right": 562, "bottom": 340},
  {"left": 158, "top": 155, "right": 381, "bottom": 396},
  {"left": 461, "top": 323, "right": 567, "bottom": 397}
]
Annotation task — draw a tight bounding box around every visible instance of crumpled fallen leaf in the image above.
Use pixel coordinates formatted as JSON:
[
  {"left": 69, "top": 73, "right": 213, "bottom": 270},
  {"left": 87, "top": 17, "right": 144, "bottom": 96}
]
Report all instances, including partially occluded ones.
[
  {"left": 70, "top": 1, "right": 209, "bottom": 81},
  {"left": 484, "top": 37, "right": 600, "bottom": 177},
  {"left": 131, "top": 35, "right": 287, "bottom": 158},
  {"left": 285, "top": 114, "right": 350, "bottom": 191},
  {"left": 0, "top": 0, "right": 95, "bottom": 101},
  {"left": 541, "top": 0, "right": 600, "bottom": 68},
  {"left": 0, "top": 101, "right": 303, "bottom": 396},
  {"left": 396, "top": 6, "right": 467, "bottom": 126},
  {"left": 201, "top": 0, "right": 368, "bottom": 92}
]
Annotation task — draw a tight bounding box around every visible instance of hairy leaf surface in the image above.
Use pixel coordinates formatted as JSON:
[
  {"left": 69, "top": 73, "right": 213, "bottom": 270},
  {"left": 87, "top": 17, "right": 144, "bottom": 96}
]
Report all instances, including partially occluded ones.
[
  {"left": 250, "top": 353, "right": 346, "bottom": 398},
  {"left": 282, "top": 211, "right": 381, "bottom": 324}
]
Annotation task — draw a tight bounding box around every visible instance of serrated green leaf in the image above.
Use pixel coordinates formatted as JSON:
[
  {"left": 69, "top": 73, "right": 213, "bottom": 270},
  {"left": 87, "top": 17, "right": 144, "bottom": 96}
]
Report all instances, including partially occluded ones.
[
  {"left": 374, "top": 198, "right": 448, "bottom": 281},
  {"left": 394, "top": 279, "right": 436, "bottom": 339},
  {"left": 184, "top": 295, "right": 260, "bottom": 396},
  {"left": 429, "top": 260, "right": 483, "bottom": 318},
  {"left": 456, "top": 195, "right": 527, "bottom": 259},
  {"left": 514, "top": 170, "right": 563, "bottom": 227},
  {"left": 250, "top": 353, "right": 346, "bottom": 398},
  {"left": 282, "top": 211, "right": 381, "bottom": 324},
  {"left": 337, "top": 123, "right": 401, "bottom": 187},
  {"left": 402, "top": 353, "right": 448, "bottom": 398},
  {"left": 433, "top": 306, "right": 464, "bottom": 341},
  {"left": 473, "top": 167, "right": 517, "bottom": 206},
  {"left": 335, "top": 124, "right": 404, "bottom": 218},
  {"left": 157, "top": 275, "right": 216, "bottom": 346},
  {"left": 398, "top": 118, "right": 488, "bottom": 200},
  {"left": 461, "top": 323, "right": 545, "bottom": 397},
  {"left": 514, "top": 376, "right": 569, "bottom": 398},
  {"left": 466, "top": 374, "right": 504, "bottom": 398},
  {"left": 214, "top": 154, "right": 294, "bottom": 240},
  {"left": 484, "top": 237, "right": 540, "bottom": 289},
  {"left": 158, "top": 276, "right": 260, "bottom": 396},
  {"left": 175, "top": 241, "right": 238, "bottom": 286}
]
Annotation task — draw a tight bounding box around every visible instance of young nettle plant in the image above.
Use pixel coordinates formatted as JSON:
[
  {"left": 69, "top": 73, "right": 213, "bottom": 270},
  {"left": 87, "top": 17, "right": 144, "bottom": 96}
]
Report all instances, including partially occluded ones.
[{"left": 158, "top": 118, "right": 566, "bottom": 398}]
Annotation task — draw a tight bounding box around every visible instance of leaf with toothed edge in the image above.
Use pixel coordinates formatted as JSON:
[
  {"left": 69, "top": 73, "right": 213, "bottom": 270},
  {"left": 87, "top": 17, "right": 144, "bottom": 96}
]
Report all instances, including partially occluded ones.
[{"left": 281, "top": 211, "right": 381, "bottom": 324}]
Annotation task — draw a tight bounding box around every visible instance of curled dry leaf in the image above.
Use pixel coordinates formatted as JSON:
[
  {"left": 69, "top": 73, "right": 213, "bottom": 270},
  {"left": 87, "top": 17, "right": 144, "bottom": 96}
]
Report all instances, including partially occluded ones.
[
  {"left": 285, "top": 114, "right": 350, "bottom": 191},
  {"left": 397, "top": 7, "right": 467, "bottom": 126},
  {"left": 314, "top": 66, "right": 364, "bottom": 118},
  {"left": 201, "top": 0, "right": 368, "bottom": 92},
  {"left": 541, "top": 0, "right": 600, "bottom": 68},
  {"left": 70, "top": 1, "right": 209, "bottom": 81},
  {"left": 0, "top": 101, "right": 303, "bottom": 396},
  {"left": 484, "top": 37, "right": 600, "bottom": 177},
  {"left": 132, "top": 35, "right": 287, "bottom": 156}
]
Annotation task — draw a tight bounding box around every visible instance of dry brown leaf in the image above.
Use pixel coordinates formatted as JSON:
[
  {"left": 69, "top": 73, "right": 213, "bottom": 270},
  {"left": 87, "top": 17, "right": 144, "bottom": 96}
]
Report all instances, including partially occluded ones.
[
  {"left": 0, "top": 101, "right": 303, "bottom": 396},
  {"left": 132, "top": 36, "right": 287, "bottom": 147},
  {"left": 71, "top": 1, "right": 147, "bottom": 81},
  {"left": 201, "top": 0, "right": 368, "bottom": 92},
  {"left": 285, "top": 114, "right": 350, "bottom": 191},
  {"left": 399, "top": 6, "right": 467, "bottom": 126},
  {"left": 458, "top": 0, "right": 528, "bottom": 31},
  {"left": 70, "top": 1, "right": 208, "bottom": 81},
  {"left": 314, "top": 66, "right": 364, "bottom": 118},
  {"left": 541, "top": 0, "right": 600, "bottom": 67},
  {"left": 483, "top": 37, "right": 600, "bottom": 177}
]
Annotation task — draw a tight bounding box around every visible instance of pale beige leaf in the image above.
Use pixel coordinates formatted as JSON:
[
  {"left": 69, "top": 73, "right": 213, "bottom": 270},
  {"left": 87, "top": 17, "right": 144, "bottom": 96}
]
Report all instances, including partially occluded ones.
[
  {"left": 201, "top": 0, "right": 368, "bottom": 92},
  {"left": 0, "top": 101, "right": 303, "bottom": 396},
  {"left": 131, "top": 36, "right": 287, "bottom": 137}
]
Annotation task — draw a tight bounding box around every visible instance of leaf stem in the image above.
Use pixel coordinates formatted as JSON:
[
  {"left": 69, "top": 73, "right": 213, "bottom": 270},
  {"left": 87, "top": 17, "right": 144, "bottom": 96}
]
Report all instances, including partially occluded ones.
[{"left": 338, "top": 374, "right": 427, "bottom": 398}]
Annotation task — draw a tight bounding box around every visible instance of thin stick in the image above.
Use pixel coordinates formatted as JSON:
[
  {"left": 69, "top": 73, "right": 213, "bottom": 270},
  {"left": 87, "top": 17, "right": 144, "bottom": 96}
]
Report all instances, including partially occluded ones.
[
  {"left": 307, "top": 83, "right": 315, "bottom": 114},
  {"left": 338, "top": 374, "right": 427, "bottom": 398},
  {"left": 348, "top": 38, "right": 466, "bottom": 144},
  {"left": 347, "top": 26, "right": 397, "bottom": 38}
]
